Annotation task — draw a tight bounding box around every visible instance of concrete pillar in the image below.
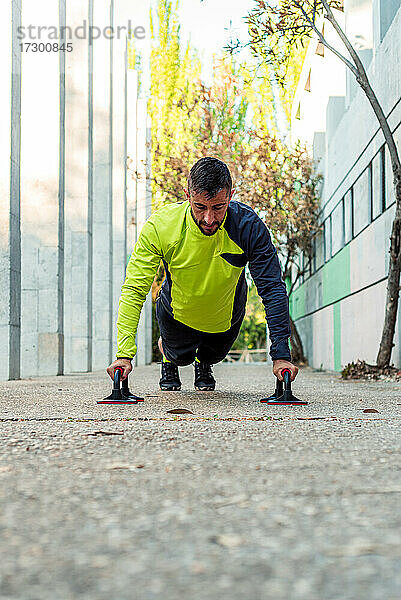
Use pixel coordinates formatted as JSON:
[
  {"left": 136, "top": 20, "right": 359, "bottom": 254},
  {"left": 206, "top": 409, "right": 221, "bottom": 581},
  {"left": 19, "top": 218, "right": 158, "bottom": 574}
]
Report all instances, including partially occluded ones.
[
  {"left": 313, "top": 132, "right": 326, "bottom": 164},
  {"left": 92, "top": 0, "right": 113, "bottom": 371},
  {"left": 135, "top": 98, "right": 153, "bottom": 366},
  {"left": 110, "top": 0, "right": 152, "bottom": 365},
  {"left": 0, "top": 1, "right": 20, "bottom": 381},
  {"left": 127, "top": 70, "right": 153, "bottom": 366},
  {"left": 19, "top": 0, "right": 61, "bottom": 378},
  {"left": 344, "top": 0, "right": 373, "bottom": 108},
  {"left": 126, "top": 70, "right": 138, "bottom": 257},
  {"left": 376, "top": 0, "right": 401, "bottom": 44},
  {"left": 64, "top": 0, "right": 91, "bottom": 373},
  {"left": 326, "top": 96, "right": 346, "bottom": 176},
  {"left": 58, "top": 0, "right": 66, "bottom": 377},
  {"left": 326, "top": 97, "right": 346, "bottom": 140},
  {"left": 111, "top": 0, "right": 129, "bottom": 362},
  {"left": 372, "top": 0, "right": 381, "bottom": 50}
]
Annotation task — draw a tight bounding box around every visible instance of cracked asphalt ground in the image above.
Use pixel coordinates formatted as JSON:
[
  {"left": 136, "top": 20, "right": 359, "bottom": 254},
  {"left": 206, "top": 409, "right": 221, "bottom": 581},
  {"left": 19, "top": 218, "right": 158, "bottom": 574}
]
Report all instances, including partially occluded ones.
[{"left": 0, "top": 364, "right": 400, "bottom": 600}]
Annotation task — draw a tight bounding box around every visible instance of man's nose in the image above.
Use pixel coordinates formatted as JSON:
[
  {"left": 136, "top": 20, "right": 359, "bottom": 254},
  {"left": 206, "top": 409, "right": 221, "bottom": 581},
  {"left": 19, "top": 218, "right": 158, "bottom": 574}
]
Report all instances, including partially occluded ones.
[{"left": 204, "top": 210, "right": 214, "bottom": 224}]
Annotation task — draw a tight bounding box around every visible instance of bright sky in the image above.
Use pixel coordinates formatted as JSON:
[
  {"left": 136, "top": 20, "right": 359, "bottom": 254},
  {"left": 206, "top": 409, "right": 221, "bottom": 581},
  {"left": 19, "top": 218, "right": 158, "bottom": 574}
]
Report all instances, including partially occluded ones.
[
  {"left": 130, "top": 0, "right": 257, "bottom": 90},
  {"left": 178, "top": 0, "right": 255, "bottom": 82}
]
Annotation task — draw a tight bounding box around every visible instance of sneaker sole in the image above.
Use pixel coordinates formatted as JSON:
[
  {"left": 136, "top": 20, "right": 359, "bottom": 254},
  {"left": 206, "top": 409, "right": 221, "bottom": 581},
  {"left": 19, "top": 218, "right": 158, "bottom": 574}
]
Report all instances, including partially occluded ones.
[
  {"left": 194, "top": 385, "right": 215, "bottom": 391},
  {"left": 160, "top": 385, "right": 181, "bottom": 391}
]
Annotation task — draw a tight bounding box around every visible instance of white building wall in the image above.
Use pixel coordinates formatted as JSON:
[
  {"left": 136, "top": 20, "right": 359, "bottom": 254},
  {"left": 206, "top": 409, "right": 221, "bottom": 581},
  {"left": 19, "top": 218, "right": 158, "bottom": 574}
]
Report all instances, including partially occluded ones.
[
  {"left": 290, "top": 10, "right": 346, "bottom": 149},
  {"left": 291, "top": 0, "right": 401, "bottom": 370}
]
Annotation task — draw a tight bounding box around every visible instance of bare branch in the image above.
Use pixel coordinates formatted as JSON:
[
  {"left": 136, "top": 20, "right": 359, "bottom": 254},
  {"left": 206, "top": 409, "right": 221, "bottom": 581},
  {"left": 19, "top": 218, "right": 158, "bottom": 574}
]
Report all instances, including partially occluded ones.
[{"left": 294, "top": 1, "right": 358, "bottom": 75}]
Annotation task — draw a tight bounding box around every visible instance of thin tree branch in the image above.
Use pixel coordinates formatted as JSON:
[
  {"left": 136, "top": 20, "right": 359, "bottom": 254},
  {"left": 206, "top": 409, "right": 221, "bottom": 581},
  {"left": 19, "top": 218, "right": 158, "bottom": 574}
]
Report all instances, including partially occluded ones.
[{"left": 294, "top": 1, "right": 358, "bottom": 75}]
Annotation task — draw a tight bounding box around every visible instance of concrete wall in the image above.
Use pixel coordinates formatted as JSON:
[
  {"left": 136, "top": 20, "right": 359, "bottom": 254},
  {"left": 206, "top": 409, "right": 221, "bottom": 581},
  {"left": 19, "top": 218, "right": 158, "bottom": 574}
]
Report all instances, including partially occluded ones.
[
  {"left": 92, "top": 0, "right": 113, "bottom": 372},
  {"left": 0, "top": 0, "right": 21, "bottom": 380},
  {"left": 19, "top": 0, "right": 62, "bottom": 378},
  {"left": 0, "top": 0, "right": 152, "bottom": 381},
  {"left": 290, "top": 0, "right": 401, "bottom": 370}
]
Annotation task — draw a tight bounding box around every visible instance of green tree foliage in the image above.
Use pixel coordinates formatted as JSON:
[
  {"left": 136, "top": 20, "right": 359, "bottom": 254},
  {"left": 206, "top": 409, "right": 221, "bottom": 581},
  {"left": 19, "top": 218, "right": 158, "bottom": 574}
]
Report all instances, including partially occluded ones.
[
  {"left": 149, "top": 0, "right": 201, "bottom": 208},
  {"left": 239, "top": 62, "right": 279, "bottom": 134},
  {"left": 228, "top": 3, "right": 311, "bottom": 128},
  {"left": 237, "top": 134, "right": 322, "bottom": 282},
  {"left": 231, "top": 283, "right": 266, "bottom": 351},
  {"left": 151, "top": 55, "right": 252, "bottom": 204},
  {"left": 245, "top": 1, "right": 343, "bottom": 90},
  {"left": 240, "top": 133, "right": 322, "bottom": 362}
]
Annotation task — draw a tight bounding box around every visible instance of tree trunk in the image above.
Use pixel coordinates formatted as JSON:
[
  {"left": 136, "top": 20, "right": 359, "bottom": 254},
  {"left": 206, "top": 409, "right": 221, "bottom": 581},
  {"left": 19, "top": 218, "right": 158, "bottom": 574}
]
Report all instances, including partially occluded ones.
[
  {"left": 289, "top": 315, "right": 307, "bottom": 364},
  {"left": 377, "top": 169, "right": 401, "bottom": 367}
]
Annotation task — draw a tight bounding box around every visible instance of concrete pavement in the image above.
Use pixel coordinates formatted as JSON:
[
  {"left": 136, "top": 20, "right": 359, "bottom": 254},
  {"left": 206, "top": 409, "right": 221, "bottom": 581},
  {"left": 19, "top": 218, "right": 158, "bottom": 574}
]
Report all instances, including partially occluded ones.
[{"left": 0, "top": 364, "right": 400, "bottom": 599}]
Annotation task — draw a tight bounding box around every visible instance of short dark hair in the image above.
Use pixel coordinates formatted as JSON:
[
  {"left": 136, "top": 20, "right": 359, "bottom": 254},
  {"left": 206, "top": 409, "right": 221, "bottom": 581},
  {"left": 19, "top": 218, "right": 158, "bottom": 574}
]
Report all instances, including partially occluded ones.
[{"left": 188, "top": 157, "right": 232, "bottom": 200}]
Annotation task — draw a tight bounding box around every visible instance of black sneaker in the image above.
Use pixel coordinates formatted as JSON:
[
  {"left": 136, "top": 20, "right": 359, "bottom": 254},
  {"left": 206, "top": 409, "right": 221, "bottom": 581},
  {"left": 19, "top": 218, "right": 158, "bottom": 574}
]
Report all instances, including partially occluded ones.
[
  {"left": 159, "top": 360, "right": 181, "bottom": 391},
  {"left": 194, "top": 359, "right": 216, "bottom": 391}
]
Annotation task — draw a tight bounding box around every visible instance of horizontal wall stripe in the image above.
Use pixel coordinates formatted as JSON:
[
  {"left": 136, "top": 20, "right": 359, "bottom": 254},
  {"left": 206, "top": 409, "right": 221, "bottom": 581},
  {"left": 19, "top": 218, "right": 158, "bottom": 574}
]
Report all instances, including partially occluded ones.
[
  {"left": 322, "top": 244, "right": 351, "bottom": 306},
  {"left": 299, "top": 197, "right": 396, "bottom": 286},
  {"left": 293, "top": 275, "right": 388, "bottom": 322}
]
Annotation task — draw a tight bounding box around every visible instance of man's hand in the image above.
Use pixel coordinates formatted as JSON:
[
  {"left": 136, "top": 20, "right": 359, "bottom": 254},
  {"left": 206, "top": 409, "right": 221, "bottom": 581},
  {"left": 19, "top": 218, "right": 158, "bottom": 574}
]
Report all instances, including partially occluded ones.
[
  {"left": 106, "top": 358, "right": 132, "bottom": 381},
  {"left": 272, "top": 359, "right": 299, "bottom": 382}
]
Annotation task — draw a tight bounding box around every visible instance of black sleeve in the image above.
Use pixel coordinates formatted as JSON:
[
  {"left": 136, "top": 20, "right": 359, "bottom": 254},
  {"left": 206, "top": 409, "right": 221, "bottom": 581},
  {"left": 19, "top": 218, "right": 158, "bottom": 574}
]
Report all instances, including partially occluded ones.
[{"left": 248, "top": 219, "right": 291, "bottom": 361}]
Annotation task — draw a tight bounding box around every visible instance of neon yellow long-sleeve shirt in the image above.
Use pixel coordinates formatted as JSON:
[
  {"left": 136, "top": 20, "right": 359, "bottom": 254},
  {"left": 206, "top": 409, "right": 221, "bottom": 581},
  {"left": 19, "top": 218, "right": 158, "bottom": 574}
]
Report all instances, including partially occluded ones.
[{"left": 116, "top": 200, "right": 291, "bottom": 361}]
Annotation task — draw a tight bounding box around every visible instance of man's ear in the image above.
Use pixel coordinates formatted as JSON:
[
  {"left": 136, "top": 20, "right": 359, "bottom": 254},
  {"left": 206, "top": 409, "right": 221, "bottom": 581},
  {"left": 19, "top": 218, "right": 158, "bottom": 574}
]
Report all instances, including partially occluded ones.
[
  {"left": 184, "top": 188, "right": 190, "bottom": 201},
  {"left": 229, "top": 188, "right": 236, "bottom": 201}
]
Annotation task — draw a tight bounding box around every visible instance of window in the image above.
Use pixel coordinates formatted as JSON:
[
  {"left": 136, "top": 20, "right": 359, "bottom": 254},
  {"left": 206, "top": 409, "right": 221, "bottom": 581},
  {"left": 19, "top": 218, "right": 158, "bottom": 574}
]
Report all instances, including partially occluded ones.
[
  {"left": 315, "top": 228, "right": 324, "bottom": 270},
  {"left": 331, "top": 199, "right": 345, "bottom": 256},
  {"left": 316, "top": 41, "right": 324, "bottom": 56},
  {"left": 372, "top": 147, "right": 385, "bottom": 219},
  {"left": 344, "top": 188, "right": 353, "bottom": 243},
  {"left": 324, "top": 216, "right": 332, "bottom": 262},
  {"left": 385, "top": 145, "right": 396, "bottom": 208},
  {"left": 368, "top": 161, "right": 373, "bottom": 222},
  {"left": 353, "top": 169, "right": 371, "bottom": 236},
  {"left": 380, "top": 0, "right": 400, "bottom": 42},
  {"left": 316, "top": 23, "right": 325, "bottom": 56},
  {"left": 311, "top": 237, "right": 316, "bottom": 274},
  {"left": 299, "top": 252, "right": 304, "bottom": 284},
  {"left": 305, "top": 69, "right": 311, "bottom": 92},
  {"left": 381, "top": 145, "right": 386, "bottom": 213}
]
